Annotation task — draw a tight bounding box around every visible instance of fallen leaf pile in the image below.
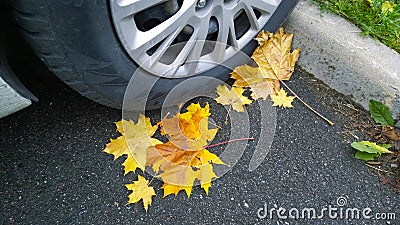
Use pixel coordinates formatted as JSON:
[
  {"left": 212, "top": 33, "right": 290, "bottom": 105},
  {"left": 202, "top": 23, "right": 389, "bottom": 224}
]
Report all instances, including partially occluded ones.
[
  {"left": 104, "top": 103, "right": 224, "bottom": 211},
  {"left": 103, "top": 28, "right": 310, "bottom": 211}
]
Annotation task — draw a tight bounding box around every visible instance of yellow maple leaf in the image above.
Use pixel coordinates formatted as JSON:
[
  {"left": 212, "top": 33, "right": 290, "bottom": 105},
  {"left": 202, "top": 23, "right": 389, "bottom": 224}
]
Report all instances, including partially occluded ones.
[
  {"left": 103, "top": 136, "right": 141, "bottom": 174},
  {"left": 103, "top": 136, "right": 129, "bottom": 160},
  {"left": 161, "top": 103, "right": 211, "bottom": 140},
  {"left": 252, "top": 31, "right": 280, "bottom": 82},
  {"left": 252, "top": 28, "right": 301, "bottom": 81},
  {"left": 103, "top": 114, "right": 161, "bottom": 172},
  {"left": 215, "top": 85, "right": 252, "bottom": 112},
  {"left": 180, "top": 103, "right": 211, "bottom": 136},
  {"left": 231, "top": 64, "right": 278, "bottom": 99},
  {"left": 271, "top": 89, "right": 295, "bottom": 108},
  {"left": 254, "top": 30, "right": 273, "bottom": 46},
  {"left": 161, "top": 163, "right": 216, "bottom": 197},
  {"left": 159, "top": 103, "right": 218, "bottom": 150},
  {"left": 122, "top": 153, "right": 139, "bottom": 176},
  {"left": 125, "top": 175, "right": 156, "bottom": 212},
  {"left": 147, "top": 142, "right": 224, "bottom": 197},
  {"left": 228, "top": 28, "right": 300, "bottom": 101}
]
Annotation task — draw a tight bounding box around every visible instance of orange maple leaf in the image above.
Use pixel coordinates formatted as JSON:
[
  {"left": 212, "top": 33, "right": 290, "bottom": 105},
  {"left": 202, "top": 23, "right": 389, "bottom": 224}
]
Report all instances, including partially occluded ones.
[
  {"left": 150, "top": 103, "right": 223, "bottom": 197},
  {"left": 147, "top": 141, "right": 224, "bottom": 197},
  {"left": 159, "top": 103, "right": 218, "bottom": 150}
]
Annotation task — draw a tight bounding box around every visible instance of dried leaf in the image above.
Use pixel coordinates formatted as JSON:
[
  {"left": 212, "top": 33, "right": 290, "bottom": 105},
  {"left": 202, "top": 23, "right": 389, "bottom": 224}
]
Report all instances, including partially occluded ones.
[
  {"left": 215, "top": 85, "right": 252, "bottom": 112},
  {"left": 103, "top": 136, "right": 130, "bottom": 160},
  {"left": 162, "top": 103, "right": 211, "bottom": 140},
  {"left": 122, "top": 153, "right": 140, "bottom": 176},
  {"left": 231, "top": 64, "right": 277, "bottom": 99},
  {"left": 382, "top": 126, "right": 400, "bottom": 142},
  {"left": 103, "top": 135, "right": 141, "bottom": 174},
  {"left": 254, "top": 30, "right": 272, "bottom": 46},
  {"left": 125, "top": 175, "right": 156, "bottom": 211},
  {"left": 379, "top": 174, "right": 392, "bottom": 185},
  {"left": 150, "top": 103, "right": 223, "bottom": 197},
  {"left": 229, "top": 28, "right": 300, "bottom": 105},
  {"left": 252, "top": 28, "right": 301, "bottom": 81}
]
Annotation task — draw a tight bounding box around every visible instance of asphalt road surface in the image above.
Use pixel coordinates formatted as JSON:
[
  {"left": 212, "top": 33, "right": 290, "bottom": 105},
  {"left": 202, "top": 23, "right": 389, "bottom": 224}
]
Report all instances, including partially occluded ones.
[{"left": 1, "top": 34, "right": 399, "bottom": 225}]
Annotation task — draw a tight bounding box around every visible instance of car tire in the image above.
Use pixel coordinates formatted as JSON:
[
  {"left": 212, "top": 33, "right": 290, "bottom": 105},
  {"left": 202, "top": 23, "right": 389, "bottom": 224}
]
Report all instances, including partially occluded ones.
[{"left": 11, "top": 0, "right": 299, "bottom": 109}]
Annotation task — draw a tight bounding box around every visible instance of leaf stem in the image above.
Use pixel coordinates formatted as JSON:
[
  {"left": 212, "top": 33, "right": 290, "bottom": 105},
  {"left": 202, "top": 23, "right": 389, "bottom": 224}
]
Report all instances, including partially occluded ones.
[
  {"left": 161, "top": 112, "right": 170, "bottom": 122},
  {"left": 260, "top": 46, "right": 334, "bottom": 126},
  {"left": 208, "top": 121, "right": 222, "bottom": 129},
  {"left": 365, "top": 164, "right": 394, "bottom": 174},
  {"left": 203, "top": 137, "right": 255, "bottom": 149},
  {"left": 148, "top": 175, "right": 156, "bottom": 186},
  {"left": 225, "top": 105, "right": 232, "bottom": 125},
  {"left": 280, "top": 80, "right": 334, "bottom": 126},
  {"left": 148, "top": 173, "right": 161, "bottom": 186}
]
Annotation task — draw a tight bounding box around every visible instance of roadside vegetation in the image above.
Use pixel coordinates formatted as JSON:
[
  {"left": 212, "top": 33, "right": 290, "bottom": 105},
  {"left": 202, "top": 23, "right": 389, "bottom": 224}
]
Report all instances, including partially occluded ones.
[
  {"left": 351, "top": 100, "right": 400, "bottom": 192},
  {"left": 313, "top": 0, "right": 400, "bottom": 53}
]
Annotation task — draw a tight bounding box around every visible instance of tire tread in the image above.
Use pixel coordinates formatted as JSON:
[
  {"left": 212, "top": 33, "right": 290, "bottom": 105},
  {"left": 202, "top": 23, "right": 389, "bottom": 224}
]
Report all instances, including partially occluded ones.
[{"left": 10, "top": 0, "right": 120, "bottom": 108}]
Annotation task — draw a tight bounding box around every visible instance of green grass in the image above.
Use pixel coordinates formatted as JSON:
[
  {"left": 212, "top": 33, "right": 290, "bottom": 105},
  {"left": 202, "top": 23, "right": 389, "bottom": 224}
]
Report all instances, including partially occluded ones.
[{"left": 312, "top": 0, "right": 400, "bottom": 53}]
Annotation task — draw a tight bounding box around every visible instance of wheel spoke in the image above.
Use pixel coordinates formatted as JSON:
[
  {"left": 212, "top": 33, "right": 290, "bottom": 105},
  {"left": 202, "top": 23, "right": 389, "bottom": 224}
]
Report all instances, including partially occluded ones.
[
  {"left": 170, "top": 34, "right": 198, "bottom": 69},
  {"left": 146, "top": 28, "right": 182, "bottom": 68},
  {"left": 244, "top": 0, "right": 280, "bottom": 14},
  {"left": 216, "top": 17, "right": 229, "bottom": 45},
  {"left": 213, "top": 12, "right": 235, "bottom": 59},
  {"left": 186, "top": 19, "right": 210, "bottom": 62},
  {"left": 228, "top": 20, "right": 239, "bottom": 48},
  {"left": 130, "top": 10, "right": 192, "bottom": 57},
  {"left": 243, "top": 3, "right": 261, "bottom": 30}
]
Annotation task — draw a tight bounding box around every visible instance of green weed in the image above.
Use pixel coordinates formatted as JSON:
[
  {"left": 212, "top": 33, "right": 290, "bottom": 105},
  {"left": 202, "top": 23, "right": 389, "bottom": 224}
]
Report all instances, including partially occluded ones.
[{"left": 313, "top": 0, "right": 400, "bottom": 53}]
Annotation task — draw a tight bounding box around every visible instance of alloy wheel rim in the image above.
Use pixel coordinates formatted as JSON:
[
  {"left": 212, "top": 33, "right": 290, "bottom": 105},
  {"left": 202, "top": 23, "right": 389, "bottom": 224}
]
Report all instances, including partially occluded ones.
[{"left": 110, "top": 0, "right": 282, "bottom": 78}]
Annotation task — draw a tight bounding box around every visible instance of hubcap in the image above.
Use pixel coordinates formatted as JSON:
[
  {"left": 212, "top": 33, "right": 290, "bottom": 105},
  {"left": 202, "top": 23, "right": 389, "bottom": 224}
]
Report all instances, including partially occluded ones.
[{"left": 110, "top": 0, "right": 282, "bottom": 78}]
